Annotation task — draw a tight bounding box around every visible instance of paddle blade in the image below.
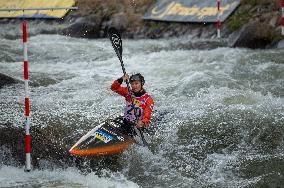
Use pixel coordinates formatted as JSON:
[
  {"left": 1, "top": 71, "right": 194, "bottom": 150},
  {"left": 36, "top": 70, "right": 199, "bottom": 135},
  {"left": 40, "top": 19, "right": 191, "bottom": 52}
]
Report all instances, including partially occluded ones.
[{"left": 107, "top": 27, "right": 122, "bottom": 60}]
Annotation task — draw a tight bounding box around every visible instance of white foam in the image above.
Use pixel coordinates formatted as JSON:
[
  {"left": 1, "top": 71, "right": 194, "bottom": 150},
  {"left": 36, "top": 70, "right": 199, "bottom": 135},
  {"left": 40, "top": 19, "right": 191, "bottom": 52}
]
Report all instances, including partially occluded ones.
[
  {"left": 0, "top": 165, "right": 138, "bottom": 188},
  {"left": 1, "top": 35, "right": 284, "bottom": 187}
]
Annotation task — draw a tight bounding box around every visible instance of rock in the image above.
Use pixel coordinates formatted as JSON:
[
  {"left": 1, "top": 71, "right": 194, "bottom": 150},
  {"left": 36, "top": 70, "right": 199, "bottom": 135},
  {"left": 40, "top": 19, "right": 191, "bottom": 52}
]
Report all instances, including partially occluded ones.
[
  {"left": 227, "top": 26, "right": 244, "bottom": 47},
  {"left": 230, "top": 21, "right": 273, "bottom": 49},
  {"left": 61, "top": 16, "right": 100, "bottom": 38},
  {"left": 0, "top": 73, "right": 18, "bottom": 88},
  {"left": 277, "top": 39, "right": 284, "bottom": 49},
  {"left": 200, "top": 25, "right": 215, "bottom": 38}
]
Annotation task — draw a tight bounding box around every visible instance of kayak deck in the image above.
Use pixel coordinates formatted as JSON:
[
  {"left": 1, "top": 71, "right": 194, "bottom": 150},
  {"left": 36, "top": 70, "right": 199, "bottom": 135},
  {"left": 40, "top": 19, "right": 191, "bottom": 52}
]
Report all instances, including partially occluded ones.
[{"left": 69, "top": 116, "right": 136, "bottom": 157}]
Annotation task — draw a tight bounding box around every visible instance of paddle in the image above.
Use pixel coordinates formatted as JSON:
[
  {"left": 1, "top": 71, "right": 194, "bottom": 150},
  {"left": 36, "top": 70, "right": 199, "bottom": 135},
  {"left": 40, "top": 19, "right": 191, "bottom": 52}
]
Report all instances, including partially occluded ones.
[{"left": 107, "top": 27, "right": 149, "bottom": 146}]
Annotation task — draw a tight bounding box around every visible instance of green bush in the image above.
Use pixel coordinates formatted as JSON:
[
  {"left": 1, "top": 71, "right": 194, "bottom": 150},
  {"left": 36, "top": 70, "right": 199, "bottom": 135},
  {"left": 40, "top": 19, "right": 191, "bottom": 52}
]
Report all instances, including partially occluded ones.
[{"left": 227, "top": 8, "right": 251, "bottom": 31}]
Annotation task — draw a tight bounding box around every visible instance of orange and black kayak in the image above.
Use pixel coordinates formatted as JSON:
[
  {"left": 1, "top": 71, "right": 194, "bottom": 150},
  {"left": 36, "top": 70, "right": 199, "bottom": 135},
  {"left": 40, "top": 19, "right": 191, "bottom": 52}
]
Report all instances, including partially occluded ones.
[{"left": 69, "top": 116, "right": 136, "bottom": 157}]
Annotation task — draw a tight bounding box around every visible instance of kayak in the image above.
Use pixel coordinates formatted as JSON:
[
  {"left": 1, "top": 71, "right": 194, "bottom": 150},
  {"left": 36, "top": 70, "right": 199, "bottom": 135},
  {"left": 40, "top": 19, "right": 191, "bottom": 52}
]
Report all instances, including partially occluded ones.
[{"left": 69, "top": 115, "right": 136, "bottom": 157}]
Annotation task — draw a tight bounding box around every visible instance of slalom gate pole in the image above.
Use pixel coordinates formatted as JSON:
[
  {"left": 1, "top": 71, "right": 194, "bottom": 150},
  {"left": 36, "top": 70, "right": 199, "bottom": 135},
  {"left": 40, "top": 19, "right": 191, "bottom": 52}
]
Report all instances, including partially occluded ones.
[
  {"left": 281, "top": 0, "right": 284, "bottom": 35},
  {"left": 23, "top": 20, "right": 31, "bottom": 172},
  {"left": 217, "top": 0, "right": 221, "bottom": 38},
  {"left": 0, "top": 6, "right": 77, "bottom": 172}
]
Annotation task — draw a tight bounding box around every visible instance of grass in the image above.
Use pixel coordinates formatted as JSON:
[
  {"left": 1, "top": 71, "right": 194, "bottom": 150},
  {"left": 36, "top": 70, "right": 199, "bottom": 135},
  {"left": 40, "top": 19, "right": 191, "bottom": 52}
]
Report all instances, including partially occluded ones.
[
  {"left": 244, "top": 0, "right": 280, "bottom": 8},
  {"left": 148, "top": 22, "right": 163, "bottom": 30},
  {"left": 227, "top": 7, "right": 251, "bottom": 31},
  {"left": 226, "top": 0, "right": 281, "bottom": 32},
  {"left": 270, "top": 34, "right": 284, "bottom": 45}
]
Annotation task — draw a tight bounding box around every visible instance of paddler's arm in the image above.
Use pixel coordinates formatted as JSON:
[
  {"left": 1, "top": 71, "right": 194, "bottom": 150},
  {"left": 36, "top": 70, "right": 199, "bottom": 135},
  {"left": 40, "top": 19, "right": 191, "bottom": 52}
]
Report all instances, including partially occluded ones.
[
  {"left": 138, "top": 97, "right": 154, "bottom": 128},
  {"left": 111, "top": 77, "right": 128, "bottom": 97}
]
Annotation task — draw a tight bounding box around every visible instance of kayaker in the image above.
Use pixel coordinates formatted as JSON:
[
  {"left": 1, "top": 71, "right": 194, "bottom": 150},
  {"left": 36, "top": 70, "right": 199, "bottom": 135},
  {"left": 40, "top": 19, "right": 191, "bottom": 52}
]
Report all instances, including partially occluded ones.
[{"left": 111, "top": 73, "right": 154, "bottom": 134}]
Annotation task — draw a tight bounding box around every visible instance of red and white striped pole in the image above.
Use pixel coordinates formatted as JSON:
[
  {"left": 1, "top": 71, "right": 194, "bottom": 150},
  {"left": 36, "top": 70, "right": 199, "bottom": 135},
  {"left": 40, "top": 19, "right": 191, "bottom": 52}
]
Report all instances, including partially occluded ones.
[
  {"left": 217, "top": 0, "right": 221, "bottom": 38},
  {"left": 23, "top": 20, "right": 31, "bottom": 172},
  {"left": 281, "top": 0, "right": 284, "bottom": 35}
]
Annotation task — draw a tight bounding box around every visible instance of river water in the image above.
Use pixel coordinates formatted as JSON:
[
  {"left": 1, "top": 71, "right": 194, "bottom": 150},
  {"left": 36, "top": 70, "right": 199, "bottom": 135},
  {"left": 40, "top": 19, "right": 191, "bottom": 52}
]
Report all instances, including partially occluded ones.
[{"left": 0, "top": 35, "right": 283, "bottom": 188}]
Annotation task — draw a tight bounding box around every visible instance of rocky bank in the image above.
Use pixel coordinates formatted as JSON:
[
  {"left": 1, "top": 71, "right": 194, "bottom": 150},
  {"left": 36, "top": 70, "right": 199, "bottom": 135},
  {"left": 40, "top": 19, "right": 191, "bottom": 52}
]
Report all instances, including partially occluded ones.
[
  {"left": 0, "top": 0, "right": 283, "bottom": 49},
  {"left": 68, "top": 0, "right": 284, "bottom": 49},
  {"left": 1, "top": 0, "right": 284, "bottom": 88}
]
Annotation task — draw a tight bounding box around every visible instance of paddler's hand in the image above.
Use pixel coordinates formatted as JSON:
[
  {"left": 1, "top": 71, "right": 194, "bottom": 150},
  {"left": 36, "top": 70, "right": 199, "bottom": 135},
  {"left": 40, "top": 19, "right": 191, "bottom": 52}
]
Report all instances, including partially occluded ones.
[
  {"left": 136, "top": 120, "right": 145, "bottom": 128},
  {"left": 122, "top": 74, "right": 129, "bottom": 82}
]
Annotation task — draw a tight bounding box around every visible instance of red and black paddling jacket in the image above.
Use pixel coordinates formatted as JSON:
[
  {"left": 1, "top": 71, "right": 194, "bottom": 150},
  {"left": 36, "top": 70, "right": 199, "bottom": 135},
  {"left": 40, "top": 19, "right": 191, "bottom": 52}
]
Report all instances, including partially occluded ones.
[{"left": 111, "top": 79, "right": 154, "bottom": 127}]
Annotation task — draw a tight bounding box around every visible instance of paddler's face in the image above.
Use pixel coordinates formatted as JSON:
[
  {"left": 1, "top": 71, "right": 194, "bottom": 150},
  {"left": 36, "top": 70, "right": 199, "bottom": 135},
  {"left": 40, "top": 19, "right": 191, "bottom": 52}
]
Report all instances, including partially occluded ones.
[{"left": 130, "top": 81, "right": 142, "bottom": 92}]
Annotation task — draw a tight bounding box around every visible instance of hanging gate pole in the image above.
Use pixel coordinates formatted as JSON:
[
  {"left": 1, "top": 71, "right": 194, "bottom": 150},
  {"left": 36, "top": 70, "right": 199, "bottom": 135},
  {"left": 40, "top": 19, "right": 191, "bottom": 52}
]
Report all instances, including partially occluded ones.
[
  {"left": 217, "top": 0, "right": 221, "bottom": 38},
  {"left": 22, "top": 20, "right": 31, "bottom": 172},
  {"left": 0, "top": 6, "right": 77, "bottom": 172},
  {"left": 281, "top": 0, "right": 284, "bottom": 35}
]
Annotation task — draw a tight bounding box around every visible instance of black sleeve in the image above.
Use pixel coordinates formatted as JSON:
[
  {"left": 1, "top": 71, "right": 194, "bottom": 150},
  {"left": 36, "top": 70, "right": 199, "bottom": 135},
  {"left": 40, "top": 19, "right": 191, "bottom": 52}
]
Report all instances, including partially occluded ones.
[{"left": 117, "top": 77, "right": 123, "bottom": 85}]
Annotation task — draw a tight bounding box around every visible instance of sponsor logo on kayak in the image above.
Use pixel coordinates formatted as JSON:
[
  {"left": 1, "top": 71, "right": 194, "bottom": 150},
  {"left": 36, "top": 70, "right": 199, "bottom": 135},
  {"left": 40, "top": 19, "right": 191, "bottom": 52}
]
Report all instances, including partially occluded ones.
[
  {"left": 95, "top": 130, "right": 113, "bottom": 143},
  {"left": 117, "top": 136, "right": 124, "bottom": 141}
]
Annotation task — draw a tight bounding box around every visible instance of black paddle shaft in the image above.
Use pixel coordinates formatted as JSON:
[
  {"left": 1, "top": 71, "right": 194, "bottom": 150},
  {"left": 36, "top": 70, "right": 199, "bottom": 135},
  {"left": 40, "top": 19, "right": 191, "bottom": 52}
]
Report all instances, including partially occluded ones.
[
  {"left": 107, "top": 28, "right": 132, "bottom": 94},
  {"left": 107, "top": 27, "right": 148, "bottom": 146}
]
